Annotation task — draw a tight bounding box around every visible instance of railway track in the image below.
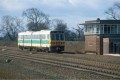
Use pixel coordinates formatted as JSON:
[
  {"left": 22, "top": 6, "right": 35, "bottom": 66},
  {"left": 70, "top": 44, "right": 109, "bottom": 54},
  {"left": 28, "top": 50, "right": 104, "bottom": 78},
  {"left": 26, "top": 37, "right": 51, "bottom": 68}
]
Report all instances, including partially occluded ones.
[
  {"left": 2, "top": 47, "right": 120, "bottom": 71},
  {"left": 0, "top": 48, "right": 120, "bottom": 78},
  {"left": 1, "top": 46, "right": 120, "bottom": 65},
  {"left": 1, "top": 47, "right": 120, "bottom": 71}
]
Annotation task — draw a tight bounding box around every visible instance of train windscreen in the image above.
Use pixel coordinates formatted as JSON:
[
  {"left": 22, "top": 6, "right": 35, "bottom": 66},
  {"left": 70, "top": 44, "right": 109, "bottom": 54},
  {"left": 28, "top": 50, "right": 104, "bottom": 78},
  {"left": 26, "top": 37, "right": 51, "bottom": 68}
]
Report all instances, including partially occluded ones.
[
  {"left": 51, "top": 33, "right": 64, "bottom": 40},
  {"left": 51, "top": 34, "right": 55, "bottom": 40},
  {"left": 56, "top": 34, "right": 59, "bottom": 40},
  {"left": 60, "top": 34, "right": 64, "bottom": 40}
]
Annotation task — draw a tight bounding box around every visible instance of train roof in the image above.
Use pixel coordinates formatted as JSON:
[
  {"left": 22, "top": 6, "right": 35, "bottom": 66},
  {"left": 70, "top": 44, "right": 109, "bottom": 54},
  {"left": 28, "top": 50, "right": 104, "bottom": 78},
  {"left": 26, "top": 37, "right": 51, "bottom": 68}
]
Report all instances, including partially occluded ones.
[
  {"left": 18, "top": 31, "right": 33, "bottom": 35},
  {"left": 33, "top": 30, "right": 51, "bottom": 34},
  {"left": 40, "top": 30, "right": 64, "bottom": 32},
  {"left": 18, "top": 30, "right": 64, "bottom": 35}
]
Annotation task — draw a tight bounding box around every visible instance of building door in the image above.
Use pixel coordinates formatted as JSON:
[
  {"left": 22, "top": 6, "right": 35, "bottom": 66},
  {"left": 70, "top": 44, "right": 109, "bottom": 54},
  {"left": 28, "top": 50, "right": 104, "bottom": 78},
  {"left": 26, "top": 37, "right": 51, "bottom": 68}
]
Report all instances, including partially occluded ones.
[
  {"left": 113, "top": 43, "right": 116, "bottom": 54},
  {"left": 112, "top": 42, "right": 120, "bottom": 54},
  {"left": 117, "top": 43, "right": 120, "bottom": 54}
]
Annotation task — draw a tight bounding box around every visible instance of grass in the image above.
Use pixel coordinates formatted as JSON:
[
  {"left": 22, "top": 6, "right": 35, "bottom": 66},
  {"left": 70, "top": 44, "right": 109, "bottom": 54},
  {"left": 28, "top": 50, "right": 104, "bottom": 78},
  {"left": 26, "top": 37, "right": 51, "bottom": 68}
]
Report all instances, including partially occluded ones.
[
  {"left": 0, "top": 41, "right": 85, "bottom": 53},
  {"left": 0, "top": 56, "right": 65, "bottom": 79}
]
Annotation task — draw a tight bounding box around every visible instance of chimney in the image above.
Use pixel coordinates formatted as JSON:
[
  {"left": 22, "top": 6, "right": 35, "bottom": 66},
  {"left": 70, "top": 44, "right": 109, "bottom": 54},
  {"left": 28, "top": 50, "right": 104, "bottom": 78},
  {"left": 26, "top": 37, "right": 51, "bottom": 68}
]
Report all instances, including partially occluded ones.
[{"left": 97, "top": 18, "right": 100, "bottom": 21}]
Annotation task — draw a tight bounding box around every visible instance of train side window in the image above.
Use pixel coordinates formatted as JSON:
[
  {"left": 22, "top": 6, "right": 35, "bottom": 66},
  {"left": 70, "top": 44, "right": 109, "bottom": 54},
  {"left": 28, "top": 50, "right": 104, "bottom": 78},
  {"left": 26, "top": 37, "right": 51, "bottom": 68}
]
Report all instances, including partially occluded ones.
[
  {"left": 22, "top": 35, "right": 23, "bottom": 39},
  {"left": 19, "top": 36, "right": 20, "bottom": 39},
  {"left": 24, "top": 35, "right": 26, "bottom": 39},
  {"left": 28, "top": 35, "right": 30, "bottom": 39},
  {"left": 38, "top": 35, "right": 40, "bottom": 39},
  {"left": 40, "top": 34, "right": 41, "bottom": 39},
  {"left": 41, "top": 34, "right": 43, "bottom": 39},
  {"left": 26, "top": 35, "right": 27, "bottom": 39},
  {"left": 19, "top": 35, "right": 21, "bottom": 39},
  {"left": 41, "top": 34, "right": 45, "bottom": 39},
  {"left": 24, "top": 35, "right": 25, "bottom": 39},
  {"left": 28, "top": 35, "right": 29, "bottom": 39},
  {"left": 47, "top": 34, "right": 49, "bottom": 39},
  {"left": 43, "top": 34, "right": 46, "bottom": 39},
  {"left": 34, "top": 35, "right": 36, "bottom": 39},
  {"left": 27, "top": 35, "right": 29, "bottom": 39},
  {"left": 44, "top": 34, "right": 46, "bottom": 39},
  {"left": 27, "top": 35, "right": 28, "bottom": 39},
  {"left": 33, "top": 35, "right": 34, "bottom": 39},
  {"left": 45, "top": 34, "right": 48, "bottom": 40},
  {"left": 33, "top": 35, "right": 36, "bottom": 39},
  {"left": 32, "top": 35, "right": 34, "bottom": 39},
  {"left": 29, "top": 35, "right": 31, "bottom": 39},
  {"left": 18, "top": 36, "right": 19, "bottom": 39},
  {"left": 35, "top": 35, "right": 37, "bottom": 39},
  {"left": 36, "top": 35, "right": 38, "bottom": 39},
  {"left": 37, "top": 35, "right": 39, "bottom": 39}
]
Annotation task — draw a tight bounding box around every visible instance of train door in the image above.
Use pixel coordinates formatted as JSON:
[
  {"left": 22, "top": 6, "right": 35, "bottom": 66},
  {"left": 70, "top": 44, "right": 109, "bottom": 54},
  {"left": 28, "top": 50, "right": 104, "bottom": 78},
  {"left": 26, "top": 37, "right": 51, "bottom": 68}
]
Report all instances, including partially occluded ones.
[
  {"left": 22, "top": 35, "right": 24, "bottom": 47},
  {"left": 40, "top": 34, "right": 41, "bottom": 48},
  {"left": 18, "top": 35, "right": 24, "bottom": 47},
  {"left": 116, "top": 42, "right": 120, "bottom": 54}
]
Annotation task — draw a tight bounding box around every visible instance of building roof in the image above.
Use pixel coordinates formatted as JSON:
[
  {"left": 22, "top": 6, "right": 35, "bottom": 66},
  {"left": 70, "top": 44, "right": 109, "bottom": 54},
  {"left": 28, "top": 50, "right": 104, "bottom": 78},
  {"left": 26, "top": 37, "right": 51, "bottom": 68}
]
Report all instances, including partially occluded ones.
[{"left": 80, "top": 18, "right": 120, "bottom": 25}]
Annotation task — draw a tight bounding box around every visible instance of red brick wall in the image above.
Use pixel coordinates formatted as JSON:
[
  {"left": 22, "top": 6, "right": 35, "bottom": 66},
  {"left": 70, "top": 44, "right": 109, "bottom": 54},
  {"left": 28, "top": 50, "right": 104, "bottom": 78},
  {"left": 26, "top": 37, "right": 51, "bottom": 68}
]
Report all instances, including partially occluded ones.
[{"left": 85, "top": 35, "right": 100, "bottom": 54}]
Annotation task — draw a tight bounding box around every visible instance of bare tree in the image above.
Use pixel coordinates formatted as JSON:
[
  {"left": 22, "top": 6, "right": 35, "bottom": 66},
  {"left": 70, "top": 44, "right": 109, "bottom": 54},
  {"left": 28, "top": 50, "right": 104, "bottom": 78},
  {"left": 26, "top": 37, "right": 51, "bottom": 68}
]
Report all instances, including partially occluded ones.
[
  {"left": 105, "top": 2, "right": 120, "bottom": 20},
  {"left": 53, "top": 19, "right": 68, "bottom": 31},
  {"left": 52, "top": 19, "right": 78, "bottom": 41},
  {"left": 0, "top": 15, "right": 23, "bottom": 41},
  {"left": 73, "top": 25, "right": 84, "bottom": 40},
  {"left": 22, "top": 8, "right": 49, "bottom": 31}
]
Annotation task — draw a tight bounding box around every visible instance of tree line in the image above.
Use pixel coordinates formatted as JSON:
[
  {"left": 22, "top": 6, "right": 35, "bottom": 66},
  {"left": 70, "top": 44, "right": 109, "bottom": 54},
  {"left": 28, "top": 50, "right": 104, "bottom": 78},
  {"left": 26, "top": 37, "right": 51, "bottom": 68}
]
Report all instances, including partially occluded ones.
[
  {"left": 0, "top": 1, "right": 120, "bottom": 41},
  {"left": 0, "top": 8, "right": 84, "bottom": 41}
]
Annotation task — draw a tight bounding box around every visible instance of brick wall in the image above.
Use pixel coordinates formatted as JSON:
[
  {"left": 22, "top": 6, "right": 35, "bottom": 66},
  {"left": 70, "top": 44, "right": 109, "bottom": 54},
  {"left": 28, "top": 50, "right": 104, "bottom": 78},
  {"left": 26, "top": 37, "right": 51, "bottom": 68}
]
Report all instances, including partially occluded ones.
[
  {"left": 85, "top": 35, "right": 101, "bottom": 54},
  {"left": 85, "top": 35, "right": 120, "bottom": 55}
]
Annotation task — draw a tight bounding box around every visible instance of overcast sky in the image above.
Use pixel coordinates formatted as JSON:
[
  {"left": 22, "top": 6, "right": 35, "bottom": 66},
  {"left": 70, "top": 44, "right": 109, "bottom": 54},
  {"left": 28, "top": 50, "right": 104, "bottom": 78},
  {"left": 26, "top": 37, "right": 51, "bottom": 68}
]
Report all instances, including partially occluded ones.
[{"left": 0, "top": 0, "right": 119, "bottom": 29}]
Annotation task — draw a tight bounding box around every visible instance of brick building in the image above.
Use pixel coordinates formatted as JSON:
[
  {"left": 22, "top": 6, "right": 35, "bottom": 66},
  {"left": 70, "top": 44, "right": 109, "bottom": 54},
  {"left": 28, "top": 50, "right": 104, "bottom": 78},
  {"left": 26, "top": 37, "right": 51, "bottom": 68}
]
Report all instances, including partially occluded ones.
[{"left": 81, "top": 18, "right": 120, "bottom": 55}]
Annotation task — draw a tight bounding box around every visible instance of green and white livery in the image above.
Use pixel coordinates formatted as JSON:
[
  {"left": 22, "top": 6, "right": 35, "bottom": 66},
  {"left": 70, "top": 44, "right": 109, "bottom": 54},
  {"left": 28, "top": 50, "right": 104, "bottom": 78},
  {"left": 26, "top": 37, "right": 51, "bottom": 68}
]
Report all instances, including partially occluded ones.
[{"left": 18, "top": 30, "right": 65, "bottom": 52}]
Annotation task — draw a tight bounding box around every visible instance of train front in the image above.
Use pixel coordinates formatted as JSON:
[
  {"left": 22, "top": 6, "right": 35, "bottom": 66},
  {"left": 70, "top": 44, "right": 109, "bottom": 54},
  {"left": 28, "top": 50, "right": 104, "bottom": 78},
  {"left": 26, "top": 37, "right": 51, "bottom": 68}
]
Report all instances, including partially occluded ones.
[{"left": 50, "top": 31, "right": 65, "bottom": 52}]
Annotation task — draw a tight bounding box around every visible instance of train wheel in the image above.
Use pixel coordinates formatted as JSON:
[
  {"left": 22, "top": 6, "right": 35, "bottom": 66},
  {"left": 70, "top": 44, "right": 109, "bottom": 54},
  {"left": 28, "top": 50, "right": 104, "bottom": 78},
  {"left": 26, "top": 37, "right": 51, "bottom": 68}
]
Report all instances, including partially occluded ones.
[
  {"left": 18, "top": 46, "right": 20, "bottom": 49},
  {"left": 43, "top": 49, "right": 46, "bottom": 52},
  {"left": 45, "top": 48, "right": 50, "bottom": 53},
  {"left": 21, "top": 47, "right": 24, "bottom": 50},
  {"left": 39, "top": 49, "right": 42, "bottom": 52},
  {"left": 46, "top": 50, "right": 50, "bottom": 53},
  {"left": 36, "top": 49, "right": 40, "bottom": 52},
  {"left": 29, "top": 48, "right": 33, "bottom": 51}
]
